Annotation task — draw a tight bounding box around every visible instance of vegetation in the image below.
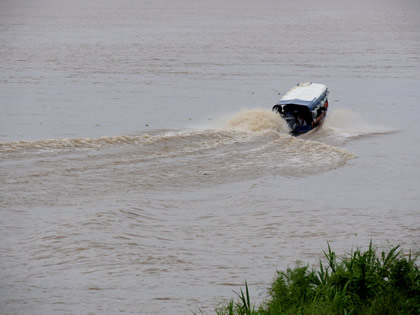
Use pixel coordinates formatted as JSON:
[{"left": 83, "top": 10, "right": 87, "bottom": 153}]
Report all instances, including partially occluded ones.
[{"left": 215, "top": 243, "right": 420, "bottom": 315}]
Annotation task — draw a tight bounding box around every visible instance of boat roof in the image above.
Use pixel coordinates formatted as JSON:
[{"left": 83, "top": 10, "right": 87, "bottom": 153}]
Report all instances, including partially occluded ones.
[{"left": 276, "top": 83, "right": 328, "bottom": 108}]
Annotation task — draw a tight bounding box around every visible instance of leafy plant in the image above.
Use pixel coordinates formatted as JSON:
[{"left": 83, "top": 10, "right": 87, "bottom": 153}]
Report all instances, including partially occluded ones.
[{"left": 213, "top": 243, "right": 420, "bottom": 315}]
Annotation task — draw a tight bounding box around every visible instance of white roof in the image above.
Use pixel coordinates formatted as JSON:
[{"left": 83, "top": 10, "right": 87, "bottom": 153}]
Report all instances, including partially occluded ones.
[{"left": 277, "top": 83, "right": 328, "bottom": 107}]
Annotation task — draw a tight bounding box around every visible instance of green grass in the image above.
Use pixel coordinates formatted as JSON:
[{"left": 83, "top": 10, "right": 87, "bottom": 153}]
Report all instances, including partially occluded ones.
[{"left": 215, "top": 242, "right": 420, "bottom": 315}]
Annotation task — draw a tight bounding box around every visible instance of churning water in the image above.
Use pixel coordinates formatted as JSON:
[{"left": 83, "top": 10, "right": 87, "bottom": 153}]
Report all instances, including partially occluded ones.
[{"left": 1, "top": 0, "right": 419, "bottom": 314}]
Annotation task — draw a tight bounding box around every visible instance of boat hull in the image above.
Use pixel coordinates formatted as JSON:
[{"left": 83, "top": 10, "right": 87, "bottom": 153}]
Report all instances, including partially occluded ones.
[{"left": 290, "top": 110, "right": 327, "bottom": 136}]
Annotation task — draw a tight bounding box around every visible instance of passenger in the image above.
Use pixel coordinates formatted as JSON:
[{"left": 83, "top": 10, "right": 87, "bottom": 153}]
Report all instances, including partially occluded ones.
[
  {"left": 312, "top": 111, "right": 325, "bottom": 126},
  {"left": 297, "top": 114, "right": 307, "bottom": 126}
]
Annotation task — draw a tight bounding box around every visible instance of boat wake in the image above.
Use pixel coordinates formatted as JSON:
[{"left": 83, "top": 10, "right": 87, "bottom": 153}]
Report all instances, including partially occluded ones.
[
  {"left": 0, "top": 108, "right": 391, "bottom": 180},
  {"left": 302, "top": 108, "right": 396, "bottom": 145},
  {"left": 224, "top": 108, "right": 289, "bottom": 133}
]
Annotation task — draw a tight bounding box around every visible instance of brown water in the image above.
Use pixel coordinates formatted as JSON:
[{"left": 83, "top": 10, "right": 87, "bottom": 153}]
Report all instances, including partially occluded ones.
[{"left": 1, "top": 0, "right": 420, "bottom": 313}]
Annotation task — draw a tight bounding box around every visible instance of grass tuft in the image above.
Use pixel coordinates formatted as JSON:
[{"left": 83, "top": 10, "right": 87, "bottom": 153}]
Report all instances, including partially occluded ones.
[{"left": 214, "top": 243, "right": 420, "bottom": 315}]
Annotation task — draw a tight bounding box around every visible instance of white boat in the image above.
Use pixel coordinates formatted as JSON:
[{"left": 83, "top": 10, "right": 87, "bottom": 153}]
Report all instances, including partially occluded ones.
[{"left": 272, "top": 82, "right": 329, "bottom": 135}]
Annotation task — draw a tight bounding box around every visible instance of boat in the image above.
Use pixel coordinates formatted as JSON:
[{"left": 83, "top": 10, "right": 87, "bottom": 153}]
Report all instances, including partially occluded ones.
[{"left": 272, "top": 82, "right": 329, "bottom": 136}]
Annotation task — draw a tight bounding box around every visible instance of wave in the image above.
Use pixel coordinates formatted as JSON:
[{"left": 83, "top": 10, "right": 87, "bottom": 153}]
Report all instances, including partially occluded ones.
[
  {"left": 302, "top": 108, "right": 396, "bottom": 145},
  {"left": 224, "top": 108, "right": 289, "bottom": 133},
  {"left": 1, "top": 108, "right": 383, "bottom": 177},
  {"left": 0, "top": 109, "right": 287, "bottom": 153},
  {"left": 0, "top": 135, "right": 152, "bottom": 153},
  {"left": 0, "top": 109, "right": 362, "bottom": 178},
  {"left": 1, "top": 108, "right": 387, "bottom": 154}
]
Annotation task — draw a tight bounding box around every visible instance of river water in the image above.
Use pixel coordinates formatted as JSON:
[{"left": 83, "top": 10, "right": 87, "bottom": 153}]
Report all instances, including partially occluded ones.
[{"left": 1, "top": 0, "right": 419, "bottom": 313}]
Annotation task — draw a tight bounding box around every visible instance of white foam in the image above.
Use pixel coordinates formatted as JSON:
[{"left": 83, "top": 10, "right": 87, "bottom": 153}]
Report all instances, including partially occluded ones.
[
  {"left": 302, "top": 108, "right": 396, "bottom": 145},
  {"left": 326, "top": 108, "right": 392, "bottom": 136}
]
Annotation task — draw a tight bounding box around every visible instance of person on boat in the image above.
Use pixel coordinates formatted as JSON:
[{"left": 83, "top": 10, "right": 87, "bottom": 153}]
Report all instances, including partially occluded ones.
[
  {"left": 297, "top": 114, "right": 307, "bottom": 126},
  {"left": 312, "top": 113, "right": 323, "bottom": 126},
  {"left": 312, "top": 108, "right": 326, "bottom": 126},
  {"left": 312, "top": 100, "right": 328, "bottom": 126}
]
